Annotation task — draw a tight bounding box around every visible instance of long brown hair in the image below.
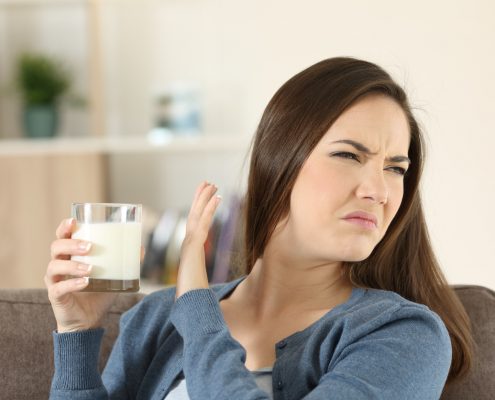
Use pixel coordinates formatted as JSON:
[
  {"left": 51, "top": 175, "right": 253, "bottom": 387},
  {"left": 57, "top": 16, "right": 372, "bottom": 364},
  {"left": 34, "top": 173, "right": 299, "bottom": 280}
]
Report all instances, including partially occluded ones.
[{"left": 241, "top": 57, "right": 473, "bottom": 383}]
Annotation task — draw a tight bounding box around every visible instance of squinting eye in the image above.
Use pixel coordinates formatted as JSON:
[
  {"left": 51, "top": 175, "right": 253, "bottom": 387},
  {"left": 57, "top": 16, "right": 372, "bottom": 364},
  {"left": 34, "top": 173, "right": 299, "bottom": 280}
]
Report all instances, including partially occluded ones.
[
  {"left": 332, "top": 152, "right": 360, "bottom": 162},
  {"left": 387, "top": 166, "right": 407, "bottom": 176}
]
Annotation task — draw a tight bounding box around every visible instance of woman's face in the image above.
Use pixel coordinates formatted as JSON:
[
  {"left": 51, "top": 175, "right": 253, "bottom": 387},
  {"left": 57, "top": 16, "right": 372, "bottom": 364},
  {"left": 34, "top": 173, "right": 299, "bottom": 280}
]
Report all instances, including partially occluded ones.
[{"left": 275, "top": 94, "right": 411, "bottom": 263}]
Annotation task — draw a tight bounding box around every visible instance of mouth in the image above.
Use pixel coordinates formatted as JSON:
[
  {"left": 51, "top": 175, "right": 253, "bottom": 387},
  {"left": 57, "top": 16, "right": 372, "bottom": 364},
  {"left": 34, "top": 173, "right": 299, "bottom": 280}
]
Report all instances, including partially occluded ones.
[{"left": 341, "top": 211, "right": 378, "bottom": 230}]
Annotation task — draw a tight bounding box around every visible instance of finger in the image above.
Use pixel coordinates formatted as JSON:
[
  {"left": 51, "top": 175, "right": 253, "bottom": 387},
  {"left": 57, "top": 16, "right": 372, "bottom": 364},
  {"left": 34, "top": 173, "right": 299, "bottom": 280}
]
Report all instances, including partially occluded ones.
[
  {"left": 55, "top": 218, "right": 76, "bottom": 240},
  {"left": 197, "top": 193, "right": 222, "bottom": 238},
  {"left": 188, "top": 181, "right": 209, "bottom": 221},
  {"left": 45, "top": 260, "right": 92, "bottom": 285},
  {"left": 188, "top": 184, "right": 218, "bottom": 227},
  {"left": 47, "top": 276, "right": 89, "bottom": 304},
  {"left": 191, "top": 181, "right": 210, "bottom": 207},
  {"left": 51, "top": 238, "right": 92, "bottom": 260},
  {"left": 185, "top": 192, "right": 222, "bottom": 243}
]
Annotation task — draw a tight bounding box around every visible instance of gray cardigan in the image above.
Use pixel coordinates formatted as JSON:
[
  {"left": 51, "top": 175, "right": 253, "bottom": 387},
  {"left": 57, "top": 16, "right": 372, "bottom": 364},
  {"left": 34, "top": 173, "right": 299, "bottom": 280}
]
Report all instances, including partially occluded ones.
[{"left": 50, "top": 276, "right": 452, "bottom": 399}]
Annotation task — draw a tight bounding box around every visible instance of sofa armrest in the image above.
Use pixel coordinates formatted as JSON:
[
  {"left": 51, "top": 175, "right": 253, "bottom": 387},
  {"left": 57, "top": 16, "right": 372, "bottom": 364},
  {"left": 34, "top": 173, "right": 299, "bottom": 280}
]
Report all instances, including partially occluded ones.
[{"left": 0, "top": 289, "right": 144, "bottom": 400}]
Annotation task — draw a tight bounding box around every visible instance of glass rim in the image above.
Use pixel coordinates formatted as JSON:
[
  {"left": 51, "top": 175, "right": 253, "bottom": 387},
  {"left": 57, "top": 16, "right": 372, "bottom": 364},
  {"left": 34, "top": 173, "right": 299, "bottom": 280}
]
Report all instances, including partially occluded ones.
[{"left": 71, "top": 202, "right": 142, "bottom": 208}]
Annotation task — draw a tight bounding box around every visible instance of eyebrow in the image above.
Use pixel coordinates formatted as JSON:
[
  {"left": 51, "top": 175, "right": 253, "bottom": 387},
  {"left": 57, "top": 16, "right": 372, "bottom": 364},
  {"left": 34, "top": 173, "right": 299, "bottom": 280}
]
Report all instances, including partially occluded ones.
[{"left": 330, "top": 139, "right": 411, "bottom": 164}]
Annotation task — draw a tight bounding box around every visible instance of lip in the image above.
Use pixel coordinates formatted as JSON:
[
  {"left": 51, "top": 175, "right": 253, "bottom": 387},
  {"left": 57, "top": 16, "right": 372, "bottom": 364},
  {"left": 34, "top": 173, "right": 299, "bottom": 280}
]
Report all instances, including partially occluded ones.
[{"left": 342, "top": 211, "right": 378, "bottom": 230}]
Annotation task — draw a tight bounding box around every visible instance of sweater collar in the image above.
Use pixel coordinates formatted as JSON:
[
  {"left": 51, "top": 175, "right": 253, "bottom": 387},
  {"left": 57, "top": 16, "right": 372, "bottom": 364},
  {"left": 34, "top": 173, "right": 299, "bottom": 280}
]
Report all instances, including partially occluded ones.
[{"left": 211, "top": 275, "right": 247, "bottom": 300}]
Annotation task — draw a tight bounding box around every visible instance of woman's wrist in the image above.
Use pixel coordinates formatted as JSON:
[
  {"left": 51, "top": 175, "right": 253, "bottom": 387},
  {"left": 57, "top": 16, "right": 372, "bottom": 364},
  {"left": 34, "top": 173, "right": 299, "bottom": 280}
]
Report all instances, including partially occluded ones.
[{"left": 56, "top": 323, "right": 101, "bottom": 334}]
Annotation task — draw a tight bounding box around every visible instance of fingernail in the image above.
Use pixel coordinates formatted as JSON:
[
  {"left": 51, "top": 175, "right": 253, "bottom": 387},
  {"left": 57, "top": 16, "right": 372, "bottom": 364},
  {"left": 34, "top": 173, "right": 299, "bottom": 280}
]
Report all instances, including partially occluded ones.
[
  {"left": 67, "top": 218, "right": 75, "bottom": 226},
  {"left": 78, "top": 242, "right": 92, "bottom": 251},
  {"left": 76, "top": 277, "right": 89, "bottom": 285},
  {"left": 77, "top": 264, "right": 92, "bottom": 272},
  {"left": 216, "top": 195, "right": 222, "bottom": 201}
]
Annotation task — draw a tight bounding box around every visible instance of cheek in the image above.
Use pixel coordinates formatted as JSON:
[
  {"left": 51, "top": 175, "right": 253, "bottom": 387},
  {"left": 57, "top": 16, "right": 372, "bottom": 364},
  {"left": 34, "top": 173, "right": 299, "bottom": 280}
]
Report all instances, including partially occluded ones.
[
  {"left": 293, "top": 160, "right": 348, "bottom": 202},
  {"left": 291, "top": 167, "right": 345, "bottom": 225}
]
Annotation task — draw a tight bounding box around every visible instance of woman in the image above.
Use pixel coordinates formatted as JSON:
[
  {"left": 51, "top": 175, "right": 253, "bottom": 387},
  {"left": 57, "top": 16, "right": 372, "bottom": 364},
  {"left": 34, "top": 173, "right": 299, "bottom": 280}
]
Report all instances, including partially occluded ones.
[{"left": 46, "top": 57, "right": 473, "bottom": 399}]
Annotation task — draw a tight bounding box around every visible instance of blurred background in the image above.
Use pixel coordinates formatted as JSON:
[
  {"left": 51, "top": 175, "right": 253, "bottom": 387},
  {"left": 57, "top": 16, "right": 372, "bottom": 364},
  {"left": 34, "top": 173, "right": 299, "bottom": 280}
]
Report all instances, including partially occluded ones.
[{"left": 0, "top": 0, "right": 493, "bottom": 290}]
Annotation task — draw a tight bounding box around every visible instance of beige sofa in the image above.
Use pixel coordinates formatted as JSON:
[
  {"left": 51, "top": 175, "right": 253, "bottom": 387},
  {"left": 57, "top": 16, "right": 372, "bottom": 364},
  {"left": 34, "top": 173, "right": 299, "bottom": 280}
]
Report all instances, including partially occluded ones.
[{"left": 0, "top": 285, "right": 493, "bottom": 400}]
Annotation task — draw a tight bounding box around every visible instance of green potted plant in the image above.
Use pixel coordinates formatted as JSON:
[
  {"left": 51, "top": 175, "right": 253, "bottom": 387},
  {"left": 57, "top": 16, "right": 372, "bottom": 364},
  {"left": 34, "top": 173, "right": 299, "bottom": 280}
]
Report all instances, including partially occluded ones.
[{"left": 16, "top": 53, "right": 70, "bottom": 138}]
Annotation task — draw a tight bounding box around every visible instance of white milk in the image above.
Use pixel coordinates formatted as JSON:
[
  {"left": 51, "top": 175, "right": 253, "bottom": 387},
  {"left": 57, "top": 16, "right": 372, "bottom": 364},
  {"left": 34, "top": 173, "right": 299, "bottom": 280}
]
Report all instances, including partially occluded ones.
[{"left": 71, "top": 222, "right": 142, "bottom": 280}]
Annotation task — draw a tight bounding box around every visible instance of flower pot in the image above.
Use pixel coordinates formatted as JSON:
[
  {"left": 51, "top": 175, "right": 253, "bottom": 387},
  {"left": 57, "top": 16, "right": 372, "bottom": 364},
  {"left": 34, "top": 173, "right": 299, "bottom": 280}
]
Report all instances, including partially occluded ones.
[{"left": 23, "top": 104, "right": 58, "bottom": 138}]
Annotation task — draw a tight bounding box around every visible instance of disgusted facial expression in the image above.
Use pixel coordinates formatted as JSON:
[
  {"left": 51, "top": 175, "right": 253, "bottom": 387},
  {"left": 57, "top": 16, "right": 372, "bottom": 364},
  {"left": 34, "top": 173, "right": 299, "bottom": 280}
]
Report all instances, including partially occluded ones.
[{"left": 273, "top": 94, "right": 411, "bottom": 264}]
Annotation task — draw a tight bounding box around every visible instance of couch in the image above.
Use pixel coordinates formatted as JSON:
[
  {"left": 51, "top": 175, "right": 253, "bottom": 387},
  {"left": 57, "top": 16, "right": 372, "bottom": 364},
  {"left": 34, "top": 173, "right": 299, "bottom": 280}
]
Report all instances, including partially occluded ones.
[{"left": 0, "top": 285, "right": 493, "bottom": 400}]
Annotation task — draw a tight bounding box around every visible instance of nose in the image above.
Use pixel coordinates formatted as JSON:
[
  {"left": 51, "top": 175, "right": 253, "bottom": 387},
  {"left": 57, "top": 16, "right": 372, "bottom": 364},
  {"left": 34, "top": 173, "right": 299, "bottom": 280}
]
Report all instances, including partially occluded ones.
[{"left": 355, "top": 167, "right": 388, "bottom": 205}]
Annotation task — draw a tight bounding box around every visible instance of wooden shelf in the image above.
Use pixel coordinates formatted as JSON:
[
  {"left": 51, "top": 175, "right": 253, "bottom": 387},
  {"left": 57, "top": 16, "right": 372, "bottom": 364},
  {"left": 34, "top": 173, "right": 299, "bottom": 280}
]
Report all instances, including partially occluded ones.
[{"left": 0, "top": 134, "right": 252, "bottom": 156}]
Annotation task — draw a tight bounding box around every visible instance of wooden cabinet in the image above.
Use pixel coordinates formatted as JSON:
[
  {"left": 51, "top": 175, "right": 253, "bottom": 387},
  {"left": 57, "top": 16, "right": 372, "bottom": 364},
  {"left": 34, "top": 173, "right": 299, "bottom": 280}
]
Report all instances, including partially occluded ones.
[
  {"left": 0, "top": 152, "right": 106, "bottom": 288},
  {"left": 0, "top": 134, "right": 250, "bottom": 289}
]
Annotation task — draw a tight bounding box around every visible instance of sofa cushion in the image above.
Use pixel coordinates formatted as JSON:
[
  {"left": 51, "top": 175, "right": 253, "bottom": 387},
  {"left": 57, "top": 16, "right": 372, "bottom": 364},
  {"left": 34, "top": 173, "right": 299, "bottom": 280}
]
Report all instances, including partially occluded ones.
[
  {"left": 441, "top": 285, "right": 495, "bottom": 400},
  {"left": 0, "top": 289, "right": 144, "bottom": 400},
  {"left": 0, "top": 285, "right": 493, "bottom": 400}
]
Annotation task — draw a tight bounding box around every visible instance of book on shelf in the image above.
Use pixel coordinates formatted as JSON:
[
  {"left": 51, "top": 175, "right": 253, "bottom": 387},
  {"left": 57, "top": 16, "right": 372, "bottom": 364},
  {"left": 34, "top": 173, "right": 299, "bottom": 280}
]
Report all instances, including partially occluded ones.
[
  {"left": 162, "top": 215, "right": 187, "bottom": 285},
  {"left": 141, "top": 193, "right": 244, "bottom": 286},
  {"left": 141, "top": 209, "right": 180, "bottom": 283}
]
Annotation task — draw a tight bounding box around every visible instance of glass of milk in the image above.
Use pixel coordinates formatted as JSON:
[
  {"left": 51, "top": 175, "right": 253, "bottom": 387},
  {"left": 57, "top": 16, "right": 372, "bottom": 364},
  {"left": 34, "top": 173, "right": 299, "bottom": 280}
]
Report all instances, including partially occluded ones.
[{"left": 71, "top": 203, "right": 142, "bottom": 292}]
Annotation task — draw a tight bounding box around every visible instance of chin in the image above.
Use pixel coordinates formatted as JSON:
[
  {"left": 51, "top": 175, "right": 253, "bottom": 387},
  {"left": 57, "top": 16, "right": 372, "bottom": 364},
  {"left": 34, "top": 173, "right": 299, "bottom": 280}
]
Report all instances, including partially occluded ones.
[
  {"left": 310, "top": 235, "right": 376, "bottom": 263},
  {"left": 339, "top": 245, "right": 374, "bottom": 262},
  {"left": 346, "top": 253, "right": 372, "bottom": 262}
]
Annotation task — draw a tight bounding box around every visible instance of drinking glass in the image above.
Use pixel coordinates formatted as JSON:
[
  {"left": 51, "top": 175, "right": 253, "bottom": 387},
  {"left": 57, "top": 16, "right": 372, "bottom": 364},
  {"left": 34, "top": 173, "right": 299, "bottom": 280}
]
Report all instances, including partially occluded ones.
[{"left": 70, "top": 203, "right": 142, "bottom": 292}]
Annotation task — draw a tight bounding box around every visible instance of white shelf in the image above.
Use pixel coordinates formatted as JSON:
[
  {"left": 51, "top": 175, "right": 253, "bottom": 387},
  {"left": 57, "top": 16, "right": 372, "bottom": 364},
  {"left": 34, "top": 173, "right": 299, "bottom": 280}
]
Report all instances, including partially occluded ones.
[
  {"left": 0, "top": 134, "right": 252, "bottom": 156},
  {"left": 0, "top": 0, "right": 85, "bottom": 6}
]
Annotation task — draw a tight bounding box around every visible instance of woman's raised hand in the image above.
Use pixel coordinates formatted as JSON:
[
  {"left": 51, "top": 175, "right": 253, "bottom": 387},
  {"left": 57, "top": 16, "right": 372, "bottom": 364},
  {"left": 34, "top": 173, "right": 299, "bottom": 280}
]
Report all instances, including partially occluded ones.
[
  {"left": 44, "top": 218, "right": 117, "bottom": 333},
  {"left": 175, "top": 181, "right": 222, "bottom": 299}
]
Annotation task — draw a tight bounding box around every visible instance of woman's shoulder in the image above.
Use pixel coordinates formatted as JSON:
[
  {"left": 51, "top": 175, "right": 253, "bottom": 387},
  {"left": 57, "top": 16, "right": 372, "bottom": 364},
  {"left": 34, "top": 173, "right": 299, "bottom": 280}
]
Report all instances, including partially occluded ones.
[
  {"left": 351, "top": 286, "right": 443, "bottom": 320},
  {"left": 341, "top": 286, "right": 451, "bottom": 351},
  {"left": 316, "top": 287, "right": 452, "bottom": 396},
  {"left": 351, "top": 286, "right": 430, "bottom": 313}
]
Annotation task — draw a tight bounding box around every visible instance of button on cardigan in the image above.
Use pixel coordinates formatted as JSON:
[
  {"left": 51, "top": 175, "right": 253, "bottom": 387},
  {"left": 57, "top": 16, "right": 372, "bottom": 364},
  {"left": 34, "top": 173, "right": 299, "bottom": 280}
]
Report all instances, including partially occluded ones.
[{"left": 50, "top": 276, "right": 452, "bottom": 399}]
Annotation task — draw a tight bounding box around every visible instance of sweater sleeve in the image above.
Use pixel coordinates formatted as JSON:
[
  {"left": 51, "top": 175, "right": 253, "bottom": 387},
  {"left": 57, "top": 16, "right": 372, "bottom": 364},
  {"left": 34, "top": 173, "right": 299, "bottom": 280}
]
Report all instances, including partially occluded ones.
[
  {"left": 49, "top": 288, "right": 179, "bottom": 400},
  {"left": 170, "top": 289, "right": 452, "bottom": 400},
  {"left": 49, "top": 297, "right": 152, "bottom": 400},
  {"left": 49, "top": 316, "right": 138, "bottom": 400},
  {"left": 49, "top": 328, "right": 110, "bottom": 400}
]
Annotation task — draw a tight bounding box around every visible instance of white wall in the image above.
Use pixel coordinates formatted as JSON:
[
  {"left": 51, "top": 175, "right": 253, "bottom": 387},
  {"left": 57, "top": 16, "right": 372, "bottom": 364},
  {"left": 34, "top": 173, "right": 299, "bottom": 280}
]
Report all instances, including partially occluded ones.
[
  {"left": 1, "top": 0, "right": 494, "bottom": 289},
  {"left": 99, "top": 0, "right": 495, "bottom": 289}
]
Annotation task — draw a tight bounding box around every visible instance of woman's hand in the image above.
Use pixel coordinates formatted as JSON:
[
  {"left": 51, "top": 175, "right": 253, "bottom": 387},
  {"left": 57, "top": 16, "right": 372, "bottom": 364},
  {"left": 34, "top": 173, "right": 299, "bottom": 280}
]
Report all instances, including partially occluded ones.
[
  {"left": 175, "top": 181, "right": 222, "bottom": 299},
  {"left": 44, "top": 218, "right": 118, "bottom": 333}
]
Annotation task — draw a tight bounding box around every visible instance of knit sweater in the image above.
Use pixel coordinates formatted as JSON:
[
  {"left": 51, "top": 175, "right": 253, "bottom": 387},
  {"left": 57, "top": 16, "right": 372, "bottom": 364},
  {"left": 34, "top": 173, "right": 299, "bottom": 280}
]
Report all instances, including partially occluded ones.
[{"left": 50, "top": 276, "right": 452, "bottom": 400}]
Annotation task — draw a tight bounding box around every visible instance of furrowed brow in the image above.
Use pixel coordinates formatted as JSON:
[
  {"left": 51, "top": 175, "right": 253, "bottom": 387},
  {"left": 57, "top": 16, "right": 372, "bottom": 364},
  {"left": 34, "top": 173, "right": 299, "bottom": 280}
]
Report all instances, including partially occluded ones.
[
  {"left": 331, "top": 139, "right": 411, "bottom": 164},
  {"left": 331, "top": 139, "right": 376, "bottom": 155},
  {"left": 387, "top": 155, "right": 411, "bottom": 164}
]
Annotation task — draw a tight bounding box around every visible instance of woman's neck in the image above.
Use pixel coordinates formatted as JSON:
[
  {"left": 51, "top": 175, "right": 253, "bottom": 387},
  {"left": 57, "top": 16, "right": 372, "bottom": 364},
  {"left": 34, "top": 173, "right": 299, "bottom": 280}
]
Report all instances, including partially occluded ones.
[{"left": 232, "top": 255, "right": 353, "bottom": 321}]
